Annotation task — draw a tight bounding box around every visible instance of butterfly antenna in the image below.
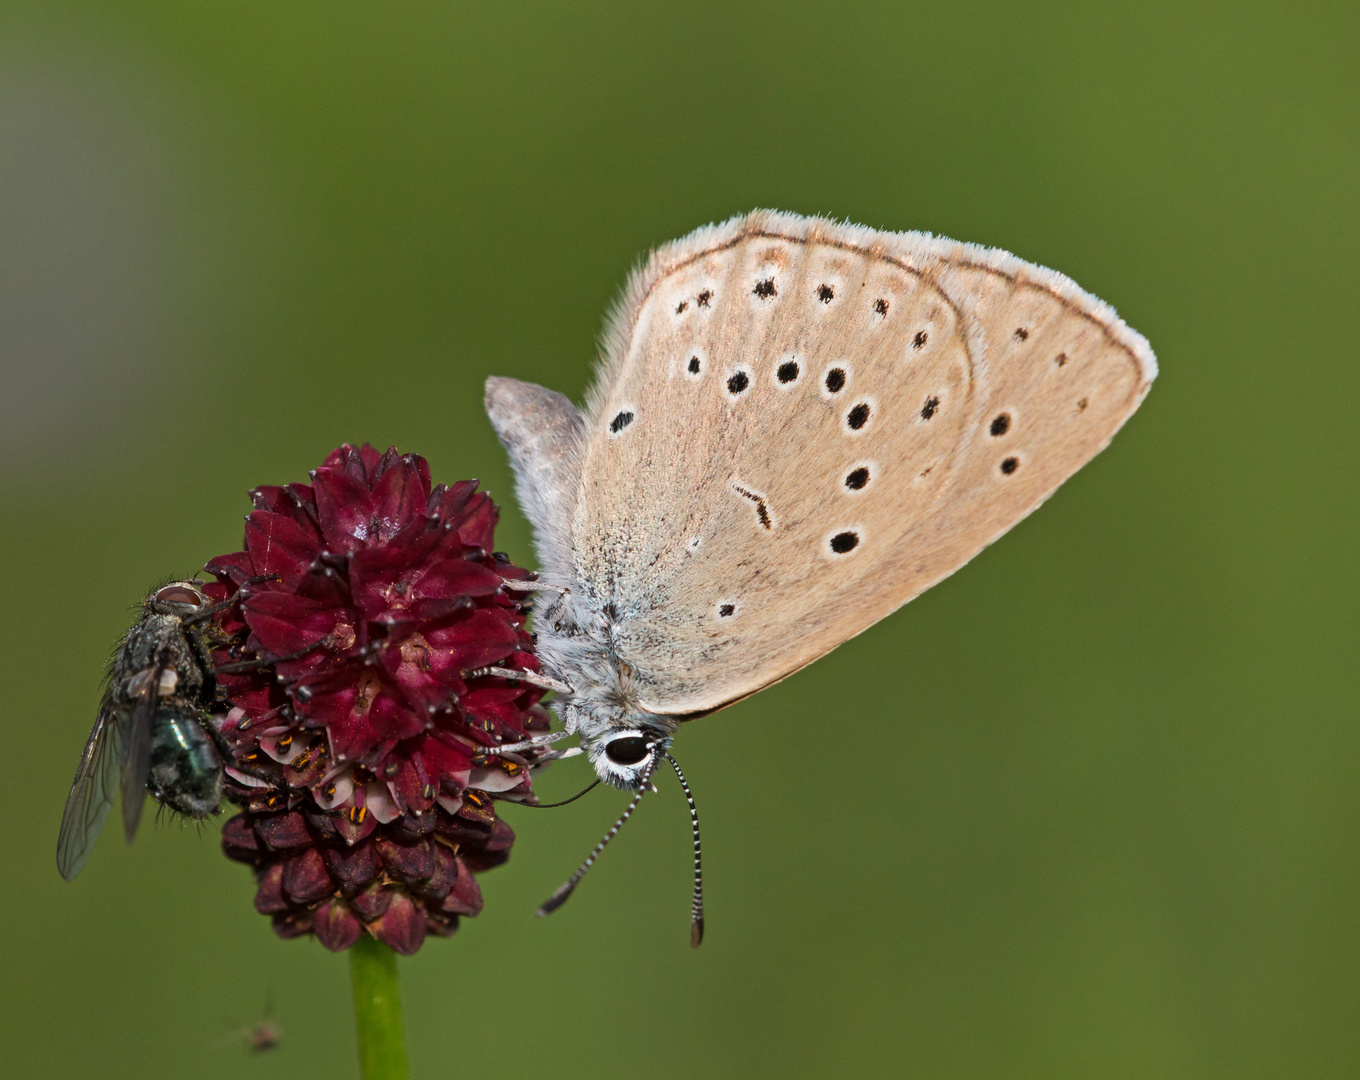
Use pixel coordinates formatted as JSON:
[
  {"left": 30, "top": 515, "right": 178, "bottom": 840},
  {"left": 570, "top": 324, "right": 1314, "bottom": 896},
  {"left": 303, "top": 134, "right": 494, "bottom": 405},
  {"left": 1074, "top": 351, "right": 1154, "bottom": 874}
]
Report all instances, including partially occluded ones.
[
  {"left": 537, "top": 758, "right": 656, "bottom": 917},
  {"left": 663, "top": 752, "right": 704, "bottom": 947}
]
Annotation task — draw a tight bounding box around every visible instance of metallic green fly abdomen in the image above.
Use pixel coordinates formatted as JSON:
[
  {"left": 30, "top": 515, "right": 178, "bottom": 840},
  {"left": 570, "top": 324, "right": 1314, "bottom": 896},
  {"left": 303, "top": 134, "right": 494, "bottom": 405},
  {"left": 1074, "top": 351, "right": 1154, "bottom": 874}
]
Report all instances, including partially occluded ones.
[{"left": 148, "top": 706, "right": 226, "bottom": 819}]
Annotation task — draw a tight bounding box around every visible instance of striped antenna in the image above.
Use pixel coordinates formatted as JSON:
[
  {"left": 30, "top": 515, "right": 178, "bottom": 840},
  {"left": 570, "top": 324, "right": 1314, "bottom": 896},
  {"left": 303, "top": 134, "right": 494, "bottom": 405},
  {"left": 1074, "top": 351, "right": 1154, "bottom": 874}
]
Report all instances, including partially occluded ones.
[
  {"left": 664, "top": 752, "right": 704, "bottom": 948},
  {"left": 536, "top": 755, "right": 657, "bottom": 917}
]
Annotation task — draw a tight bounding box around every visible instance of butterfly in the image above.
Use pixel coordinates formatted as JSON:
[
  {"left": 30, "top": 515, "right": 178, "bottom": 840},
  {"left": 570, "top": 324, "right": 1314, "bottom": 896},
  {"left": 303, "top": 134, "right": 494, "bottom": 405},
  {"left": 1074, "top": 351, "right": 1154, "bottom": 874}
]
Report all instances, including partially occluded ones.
[{"left": 484, "top": 210, "right": 1155, "bottom": 942}]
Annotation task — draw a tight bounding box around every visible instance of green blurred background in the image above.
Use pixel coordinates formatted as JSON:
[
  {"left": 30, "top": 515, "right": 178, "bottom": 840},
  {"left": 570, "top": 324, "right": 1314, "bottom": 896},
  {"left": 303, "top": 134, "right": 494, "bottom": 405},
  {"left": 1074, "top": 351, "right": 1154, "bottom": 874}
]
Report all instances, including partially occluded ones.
[{"left": 1, "top": 2, "right": 1355, "bottom": 1076}]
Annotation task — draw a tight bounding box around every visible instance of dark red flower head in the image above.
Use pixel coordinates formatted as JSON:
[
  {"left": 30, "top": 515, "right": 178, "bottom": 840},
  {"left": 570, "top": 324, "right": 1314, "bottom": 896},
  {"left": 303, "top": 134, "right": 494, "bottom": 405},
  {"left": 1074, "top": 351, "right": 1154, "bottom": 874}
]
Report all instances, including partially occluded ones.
[{"left": 206, "top": 444, "right": 546, "bottom": 954}]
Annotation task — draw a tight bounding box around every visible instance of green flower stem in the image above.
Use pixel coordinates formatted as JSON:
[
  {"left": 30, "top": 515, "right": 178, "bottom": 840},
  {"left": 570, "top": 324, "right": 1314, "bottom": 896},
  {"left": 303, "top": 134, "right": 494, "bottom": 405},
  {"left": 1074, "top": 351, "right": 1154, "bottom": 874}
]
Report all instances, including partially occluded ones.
[{"left": 350, "top": 935, "right": 410, "bottom": 1080}]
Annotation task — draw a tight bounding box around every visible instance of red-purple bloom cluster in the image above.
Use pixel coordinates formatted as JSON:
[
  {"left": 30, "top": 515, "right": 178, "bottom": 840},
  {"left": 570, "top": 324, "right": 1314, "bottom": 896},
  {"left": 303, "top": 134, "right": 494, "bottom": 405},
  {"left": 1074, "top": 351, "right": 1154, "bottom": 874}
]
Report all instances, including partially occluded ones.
[{"left": 206, "top": 445, "right": 546, "bottom": 955}]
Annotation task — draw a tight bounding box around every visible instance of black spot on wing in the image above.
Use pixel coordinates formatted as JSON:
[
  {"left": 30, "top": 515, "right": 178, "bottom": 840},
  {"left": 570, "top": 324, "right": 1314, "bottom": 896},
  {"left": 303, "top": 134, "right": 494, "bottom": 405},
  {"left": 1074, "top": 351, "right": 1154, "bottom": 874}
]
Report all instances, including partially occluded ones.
[
  {"left": 830, "top": 531, "right": 859, "bottom": 554},
  {"left": 731, "top": 483, "right": 773, "bottom": 530}
]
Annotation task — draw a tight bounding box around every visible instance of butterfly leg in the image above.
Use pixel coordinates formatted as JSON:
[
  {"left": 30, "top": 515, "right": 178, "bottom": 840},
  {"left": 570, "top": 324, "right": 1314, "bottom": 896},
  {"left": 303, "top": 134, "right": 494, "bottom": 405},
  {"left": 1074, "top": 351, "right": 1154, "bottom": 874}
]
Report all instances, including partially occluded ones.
[
  {"left": 500, "top": 578, "right": 563, "bottom": 591},
  {"left": 464, "top": 666, "right": 572, "bottom": 694},
  {"left": 489, "top": 729, "right": 582, "bottom": 759},
  {"left": 501, "top": 580, "right": 574, "bottom": 624}
]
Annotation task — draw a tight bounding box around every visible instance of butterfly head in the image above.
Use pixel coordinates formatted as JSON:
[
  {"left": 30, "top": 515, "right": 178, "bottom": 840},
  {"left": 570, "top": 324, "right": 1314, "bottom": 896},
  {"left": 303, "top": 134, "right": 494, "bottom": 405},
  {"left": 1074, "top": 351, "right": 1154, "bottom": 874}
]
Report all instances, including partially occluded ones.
[
  {"left": 581, "top": 726, "right": 672, "bottom": 790},
  {"left": 551, "top": 676, "right": 678, "bottom": 790}
]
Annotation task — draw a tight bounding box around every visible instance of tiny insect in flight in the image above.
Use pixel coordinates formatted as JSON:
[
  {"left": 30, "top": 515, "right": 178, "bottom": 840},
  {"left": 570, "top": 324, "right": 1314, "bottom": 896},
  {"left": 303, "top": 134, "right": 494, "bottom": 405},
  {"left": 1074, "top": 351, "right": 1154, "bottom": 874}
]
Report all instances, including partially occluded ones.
[
  {"left": 217, "top": 992, "right": 282, "bottom": 1053},
  {"left": 55, "top": 581, "right": 235, "bottom": 881},
  {"left": 245, "top": 1018, "right": 281, "bottom": 1053},
  {"left": 238, "top": 995, "right": 281, "bottom": 1053}
]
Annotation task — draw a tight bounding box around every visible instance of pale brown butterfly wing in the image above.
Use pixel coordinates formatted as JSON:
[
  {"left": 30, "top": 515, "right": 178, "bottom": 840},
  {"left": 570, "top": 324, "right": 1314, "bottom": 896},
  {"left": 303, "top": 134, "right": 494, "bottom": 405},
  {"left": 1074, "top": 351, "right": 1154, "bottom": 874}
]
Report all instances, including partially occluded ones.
[{"left": 572, "top": 210, "right": 1154, "bottom": 715}]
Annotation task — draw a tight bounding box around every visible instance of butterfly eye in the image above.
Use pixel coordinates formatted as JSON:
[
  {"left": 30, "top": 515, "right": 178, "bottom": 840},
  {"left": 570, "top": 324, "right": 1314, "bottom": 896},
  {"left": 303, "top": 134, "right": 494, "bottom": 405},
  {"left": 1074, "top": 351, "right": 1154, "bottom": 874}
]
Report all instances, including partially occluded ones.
[{"left": 604, "top": 737, "right": 651, "bottom": 766}]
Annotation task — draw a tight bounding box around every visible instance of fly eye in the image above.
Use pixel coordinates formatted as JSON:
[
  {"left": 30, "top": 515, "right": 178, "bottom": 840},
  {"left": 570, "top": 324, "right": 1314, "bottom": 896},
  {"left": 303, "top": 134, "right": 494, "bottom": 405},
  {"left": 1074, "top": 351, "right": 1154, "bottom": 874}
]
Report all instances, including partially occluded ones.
[
  {"left": 155, "top": 585, "right": 202, "bottom": 606},
  {"left": 604, "top": 737, "right": 651, "bottom": 766}
]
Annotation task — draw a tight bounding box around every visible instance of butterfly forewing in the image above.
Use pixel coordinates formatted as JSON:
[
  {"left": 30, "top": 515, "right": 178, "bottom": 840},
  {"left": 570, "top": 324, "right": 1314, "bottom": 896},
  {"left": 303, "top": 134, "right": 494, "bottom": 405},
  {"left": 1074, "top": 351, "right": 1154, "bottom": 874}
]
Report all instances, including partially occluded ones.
[
  {"left": 56, "top": 688, "right": 127, "bottom": 881},
  {"left": 574, "top": 212, "right": 1154, "bottom": 715}
]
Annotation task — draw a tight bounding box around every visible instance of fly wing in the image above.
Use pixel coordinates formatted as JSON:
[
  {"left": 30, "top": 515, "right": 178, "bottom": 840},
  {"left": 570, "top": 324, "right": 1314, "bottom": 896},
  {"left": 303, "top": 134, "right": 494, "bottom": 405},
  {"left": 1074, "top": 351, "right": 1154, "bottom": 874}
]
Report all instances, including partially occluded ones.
[
  {"left": 120, "top": 671, "right": 157, "bottom": 843},
  {"left": 56, "top": 687, "right": 126, "bottom": 881}
]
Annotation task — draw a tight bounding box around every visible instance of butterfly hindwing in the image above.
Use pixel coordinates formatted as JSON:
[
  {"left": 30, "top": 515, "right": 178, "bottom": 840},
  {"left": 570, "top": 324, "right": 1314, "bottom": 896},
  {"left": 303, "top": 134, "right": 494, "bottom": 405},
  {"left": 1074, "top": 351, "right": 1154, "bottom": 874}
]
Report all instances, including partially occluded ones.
[{"left": 485, "top": 377, "right": 586, "bottom": 582}]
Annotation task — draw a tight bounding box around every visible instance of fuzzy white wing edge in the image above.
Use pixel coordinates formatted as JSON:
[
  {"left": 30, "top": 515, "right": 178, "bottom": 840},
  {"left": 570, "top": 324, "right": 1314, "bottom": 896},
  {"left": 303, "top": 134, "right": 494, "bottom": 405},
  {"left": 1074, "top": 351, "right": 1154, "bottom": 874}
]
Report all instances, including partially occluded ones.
[{"left": 587, "top": 209, "right": 1156, "bottom": 423}]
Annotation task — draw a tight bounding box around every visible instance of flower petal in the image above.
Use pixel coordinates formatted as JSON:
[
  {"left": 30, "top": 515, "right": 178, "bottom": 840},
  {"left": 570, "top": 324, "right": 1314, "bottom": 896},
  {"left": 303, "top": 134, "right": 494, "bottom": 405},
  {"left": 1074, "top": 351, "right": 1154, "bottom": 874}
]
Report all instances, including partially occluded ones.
[
  {"left": 314, "top": 899, "right": 363, "bottom": 951},
  {"left": 424, "top": 609, "right": 519, "bottom": 669},
  {"left": 204, "top": 550, "right": 256, "bottom": 586},
  {"left": 370, "top": 455, "right": 428, "bottom": 540},
  {"left": 351, "top": 883, "right": 394, "bottom": 920},
  {"left": 441, "top": 859, "right": 483, "bottom": 916},
  {"left": 323, "top": 841, "right": 380, "bottom": 890},
  {"left": 254, "top": 864, "right": 289, "bottom": 913},
  {"left": 244, "top": 591, "right": 344, "bottom": 655},
  {"left": 311, "top": 467, "right": 376, "bottom": 552},
  {"left": 376, "top": 837, "right": 436, "bottom": 886},
  {"left": 370, "top": 892, "right": 426, "bottom": 956},
  {"left": 220, "top": 813, "right": 259, "bottom": 862},
  {"left": 411, "top": 559, "right": 503, "bottom": 600},
  {"left": 244, "top": 510, "right": 319, "bottom": 582},
  {"left": 282, "top": 848, "right": 333, "bottom": 904},
  {"left": 455, "top": 493, "right": 498, "bottom": 551},
  {"left": 256, "top": 811, "right": 312, "bottom": 853}
]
